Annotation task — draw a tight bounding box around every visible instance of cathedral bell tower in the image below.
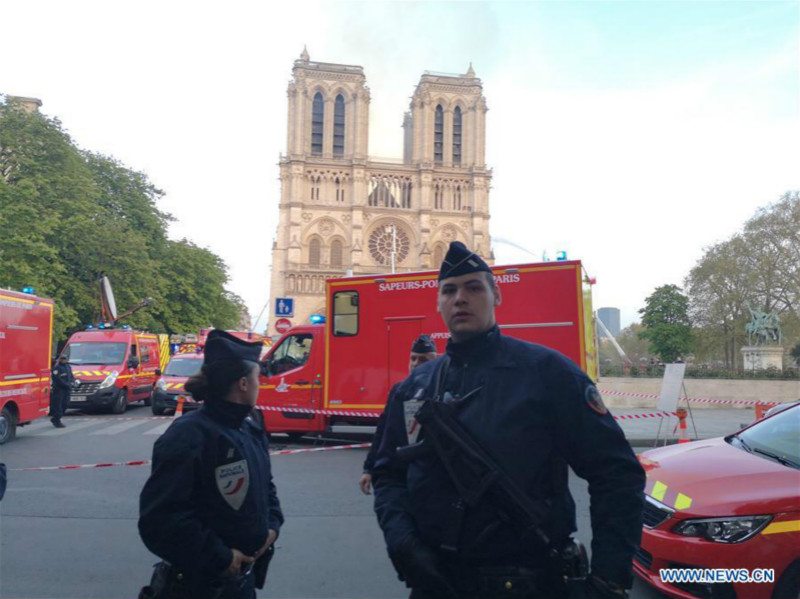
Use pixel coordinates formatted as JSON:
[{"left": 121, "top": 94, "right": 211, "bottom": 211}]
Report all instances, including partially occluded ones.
[{"left": 267, "top": 51, "right": 492, "bottom": 334}]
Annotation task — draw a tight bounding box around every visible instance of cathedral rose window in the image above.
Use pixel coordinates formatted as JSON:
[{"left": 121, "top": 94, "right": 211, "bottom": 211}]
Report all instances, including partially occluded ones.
[{"left": 369, "top": 224, "right": 410, "bottom": 265}]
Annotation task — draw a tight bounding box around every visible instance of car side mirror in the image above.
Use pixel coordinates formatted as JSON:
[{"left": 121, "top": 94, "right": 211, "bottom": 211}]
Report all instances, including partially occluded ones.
[
  {"left": 155, "top": 368, "right": 162, "bottom": 377},
  {"left": 128, "top": 356, "right": 140, "bottom": 369}
]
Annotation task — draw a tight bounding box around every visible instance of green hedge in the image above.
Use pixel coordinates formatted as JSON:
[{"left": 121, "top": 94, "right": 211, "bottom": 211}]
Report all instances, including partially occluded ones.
[{"left": 600, "top": 364, "right": 799, "bottom": 380}]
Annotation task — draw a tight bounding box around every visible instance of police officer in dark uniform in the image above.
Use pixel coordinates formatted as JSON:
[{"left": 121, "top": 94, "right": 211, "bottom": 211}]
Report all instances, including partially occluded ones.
[
  {"left": 359, "top": 335, "right": 438, "bottom": 495},
  {"left": 139, "top": 330, "right": 283, "bottom": 599},
  {"left": 50, "top": 355, "right": 74, "bottom": 428},
  {"left": 372, "top": 242, "right": 645, "bottom": 599}
]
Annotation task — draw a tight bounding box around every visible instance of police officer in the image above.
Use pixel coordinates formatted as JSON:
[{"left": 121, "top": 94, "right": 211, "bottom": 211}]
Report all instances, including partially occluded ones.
[
  {"left": 359, "top": 335, "right": 438, "bottom": 495},
  {"left": 50, "top": 355, "right": 74, "bottom": 428},
  {"left": 372, "top": 242, "right": 645, "bottom": 599},
  {"left": 139, "top": 330, "right": 283, "bottom": 599}
]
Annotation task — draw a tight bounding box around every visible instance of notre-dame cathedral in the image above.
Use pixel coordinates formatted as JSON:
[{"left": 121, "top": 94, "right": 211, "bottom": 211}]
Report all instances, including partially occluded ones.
[{"left": 267, "top": 48, "right": 493, "bottom": 333}]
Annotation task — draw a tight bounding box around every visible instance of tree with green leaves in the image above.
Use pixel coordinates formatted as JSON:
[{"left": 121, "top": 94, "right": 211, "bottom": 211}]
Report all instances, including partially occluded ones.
[
  {"left": 0, "top": 96, "right": 245, "bottom": 345},
  {"left": 638, "top": 285, "right": 694, "bottom": 363},
  {"left": 685, "top": 191, "right": 800, "bottom": 368}
]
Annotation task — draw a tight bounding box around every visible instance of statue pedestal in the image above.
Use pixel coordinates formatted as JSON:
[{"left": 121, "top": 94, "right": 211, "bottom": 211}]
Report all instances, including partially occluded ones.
[{"left": 741, "top": 346, "right": 784, "bottom": 371}]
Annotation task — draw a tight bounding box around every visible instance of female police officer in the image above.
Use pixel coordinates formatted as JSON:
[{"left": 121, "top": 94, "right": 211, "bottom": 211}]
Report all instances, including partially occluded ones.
[{"left": 139, "top": 329, "right": 283, "bottom": 599}]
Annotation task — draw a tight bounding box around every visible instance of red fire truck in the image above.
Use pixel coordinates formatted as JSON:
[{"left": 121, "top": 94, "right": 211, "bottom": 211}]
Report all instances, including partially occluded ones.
[
  {"left": 0, "top": 289, "right": 54, "bottom": 443},
  {"left": 62, "top": 326, "right": 163, "bottom": 413},
  {"left": 197, "top": 328, "right": 271, "bottom": 353},
  {"left": 258, "top": 261, "right": 598, "bottom": 436}
]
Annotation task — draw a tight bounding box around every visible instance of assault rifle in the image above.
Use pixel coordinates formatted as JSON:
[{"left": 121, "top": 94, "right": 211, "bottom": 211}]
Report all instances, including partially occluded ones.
[{"left": 396, "top": 398, "right": 588, "bottom": 597}]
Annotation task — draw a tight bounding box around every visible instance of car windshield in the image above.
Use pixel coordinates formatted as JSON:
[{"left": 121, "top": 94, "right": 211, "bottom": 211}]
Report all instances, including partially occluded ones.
[
  {"left": 63, "top": 342, "right": 127, "bottom": 365},
  {"left": 164, "top": 358, "right": 203, "bottom": 377},
  {"left": 733, "top": 404, "right": 800, "bottom": 469}
]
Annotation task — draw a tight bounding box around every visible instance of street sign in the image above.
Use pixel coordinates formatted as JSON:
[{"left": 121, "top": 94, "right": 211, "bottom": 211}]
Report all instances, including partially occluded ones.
[
  {"left": 275, "top": 298, "right": 294, "bottom": 317},
  {"left": 275, "top": 318, "right": 292, "bottom": 334},
  {"left": 657, "top": 363, "right": 686, "bottom": 411}
]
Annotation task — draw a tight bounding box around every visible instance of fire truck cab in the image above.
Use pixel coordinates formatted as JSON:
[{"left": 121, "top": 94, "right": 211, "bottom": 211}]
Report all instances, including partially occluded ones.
[
  {"left": 258, "top": 261, "right": 597, "bottom": 435},
  {"left": 62, "top": 327, "right": 162, "bottom": 413},
  {"left": 0, "top": 289, "right": 54, "bottom": 443}
]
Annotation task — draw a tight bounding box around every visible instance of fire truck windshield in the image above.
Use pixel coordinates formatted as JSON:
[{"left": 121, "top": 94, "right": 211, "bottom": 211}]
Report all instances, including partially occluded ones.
[
  {"left": 63, "top": 342, "right": 127, "bottom": 365},
  {"left": 164, "top": 358, "right": 203, "bottom": 377}
]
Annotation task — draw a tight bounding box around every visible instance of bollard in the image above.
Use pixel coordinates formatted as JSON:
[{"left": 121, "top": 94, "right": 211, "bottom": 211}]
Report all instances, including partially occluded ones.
[
  {"left": 754, "top": 401, "right": 777, "bottom": 420},
  {"left": 676, "top": 408, "right": 690, "bottom": 444},
  {"left": 173, "top": 396, "right": 185, "bottom": 419}
]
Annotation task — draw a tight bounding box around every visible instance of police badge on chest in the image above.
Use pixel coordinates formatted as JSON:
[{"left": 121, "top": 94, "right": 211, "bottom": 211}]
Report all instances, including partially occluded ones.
[
  {"left": 403, "top": 399, "right": 424, "bottom": 444},
  {"left": 215, "top": 440, "right": 250, "bottom": 510}
]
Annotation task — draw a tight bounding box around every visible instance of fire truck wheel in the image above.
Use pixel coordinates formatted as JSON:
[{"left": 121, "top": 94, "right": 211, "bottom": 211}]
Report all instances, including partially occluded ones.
[
  {"left": 0, "top": 407, "right": 16, "bottom": 444},
  {"left": 111, "top": 389, "right": 128, "bottom": 414}
]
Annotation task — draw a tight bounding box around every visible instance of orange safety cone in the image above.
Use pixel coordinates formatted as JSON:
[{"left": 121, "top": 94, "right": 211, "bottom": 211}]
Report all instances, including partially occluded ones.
[
  {"left": 676, "top": 408, "right": 690, "bottom": 444},
  {"left": 754, "top": 401, "right": 777, "bottom": 420},
  {"left": 173, "top": 396, "right": 185, "bottom": 419}
]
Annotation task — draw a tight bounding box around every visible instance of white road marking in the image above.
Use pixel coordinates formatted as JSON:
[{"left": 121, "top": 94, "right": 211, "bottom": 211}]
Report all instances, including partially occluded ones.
[
  {"left": 144, "top": 422, "right": 172, "bottom": 436},
  {"left": 89, "top": 420, "right": 152, "bottom": 435},
  {"left": 33, "top": 420, "right": 104, "bottom": 436}
]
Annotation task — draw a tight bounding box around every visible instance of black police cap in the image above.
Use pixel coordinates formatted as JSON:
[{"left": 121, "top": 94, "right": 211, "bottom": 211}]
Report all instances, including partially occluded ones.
[
  {"left": 204, "top": 329, "right": 262, "bottom": 366},
  {"left": 410, "top": 334, "right": 436, "bottom": 354},
  {"left": 438, "top": 241, "right": 493, "bottom": 281}
]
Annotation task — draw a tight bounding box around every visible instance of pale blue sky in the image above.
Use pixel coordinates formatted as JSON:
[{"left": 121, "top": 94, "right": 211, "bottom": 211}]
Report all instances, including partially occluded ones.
[{"left": 4, "top": 0, "right": 799, "bottom": 329}]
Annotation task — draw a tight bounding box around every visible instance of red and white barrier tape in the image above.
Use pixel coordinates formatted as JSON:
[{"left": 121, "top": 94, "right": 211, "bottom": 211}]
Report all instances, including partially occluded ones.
[
  {"left": 10, "top": 459, "right": 151, "bottom": 472},
  {"left": 613, "top": 411, "right": 677, "bottom": 421},
  {"left": 599, "top": 388, "right": 766, "bottom": 407},
  {"left": 13, "top": 402, "right": 697, "bottom": 474},
  {"left": 256, "top": 402, "right": 689, "bottom": 420},
  {"left": 64, "top": 416, "right": 172, "bottom": 422},
  {"left": 9, "top": 443, "right": 372, "bottom": 472},
  {"left": 256, "top": 405, "right": 380, "bottom": 418},
  {"left": 270, "top": 442, "right": 371, "bottom": 456}
]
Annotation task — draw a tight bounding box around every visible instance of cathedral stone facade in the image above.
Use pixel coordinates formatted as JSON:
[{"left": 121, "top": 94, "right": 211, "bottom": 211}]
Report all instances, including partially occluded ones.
[{"left": 267, "top": 49, "right": 493, "bottom": 333}]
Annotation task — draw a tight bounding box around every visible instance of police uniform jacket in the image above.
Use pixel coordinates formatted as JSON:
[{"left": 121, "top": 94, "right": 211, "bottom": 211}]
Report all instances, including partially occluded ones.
[
  {"left": 139, "top": 399, "right": 284, "bottom": 576},
  {"left": 363, "top": 384, "right": 398, "bottom": 473},
  {"left": 372, "top": 326, "right": 645, "bottom": 587},
  {"left": 51, "top": 362, "right": 74, "bottom": 396}
]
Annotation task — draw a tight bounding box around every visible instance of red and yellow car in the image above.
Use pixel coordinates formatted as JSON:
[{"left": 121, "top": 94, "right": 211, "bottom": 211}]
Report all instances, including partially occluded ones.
[{"left": 634, "top": 403, "right": 800, "bottom": 599}]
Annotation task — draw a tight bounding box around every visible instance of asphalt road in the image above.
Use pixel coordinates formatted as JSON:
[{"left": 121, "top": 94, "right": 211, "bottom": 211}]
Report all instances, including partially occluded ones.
[{"left": 0, "top": 405, "right": 665, "bottom": 598}]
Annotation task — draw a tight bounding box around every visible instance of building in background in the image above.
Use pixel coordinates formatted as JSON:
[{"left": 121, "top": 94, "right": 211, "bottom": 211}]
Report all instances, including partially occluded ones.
[
  {"left": 597, "top": 307, "right": 621, "bottom": 338},
  {"left": 4, "top": 95, "right": 42, "bottom": 113},
  {"left": 267, "top": 48, "right": 493, "bottom": 334}
]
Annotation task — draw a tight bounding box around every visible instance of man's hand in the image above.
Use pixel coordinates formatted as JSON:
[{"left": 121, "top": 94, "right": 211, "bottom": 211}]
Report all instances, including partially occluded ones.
[
  {"left": 225, "top": 549, "right": 255, "bottom": 575},
  {"left": 255, "top": 529, "right": 278, "bottom": 559},
  {"left": 358, "top": 473, "right": 372, "bottom": 495},
  {"left": 389, "top": 535, "right": 456, "bottom": 594}
]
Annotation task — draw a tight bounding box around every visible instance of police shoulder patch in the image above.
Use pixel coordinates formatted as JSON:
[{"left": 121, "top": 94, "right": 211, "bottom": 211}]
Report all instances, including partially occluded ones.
[{"left": 584, "top": 385, "right": 608, "bottom": 415}]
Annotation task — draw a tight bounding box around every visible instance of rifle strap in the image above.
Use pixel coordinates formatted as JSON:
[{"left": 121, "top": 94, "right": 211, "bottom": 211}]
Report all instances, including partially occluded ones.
[{"left": 433, "top": 354, "right": 451, "bottom": 401}]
